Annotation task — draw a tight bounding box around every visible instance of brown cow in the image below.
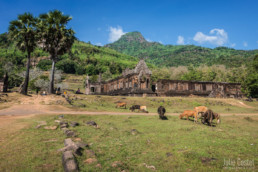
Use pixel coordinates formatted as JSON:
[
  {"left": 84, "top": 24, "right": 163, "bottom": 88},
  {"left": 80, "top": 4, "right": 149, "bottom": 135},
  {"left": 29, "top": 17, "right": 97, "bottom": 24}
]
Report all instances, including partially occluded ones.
[
  {"left": 179, "top": 110, "right": 198, "bottom": 123},
  {"left": 202, "top": 109, "right": 221, "bottom": 126},
  {"left": 140, "top": 106, "right": 148, "bottom": 113},
  {"left": 194, "top": 106, "right": 208, "bottom": 117},
  {"left": 115, "top": 102, "right": 127, "bottom": 109}
]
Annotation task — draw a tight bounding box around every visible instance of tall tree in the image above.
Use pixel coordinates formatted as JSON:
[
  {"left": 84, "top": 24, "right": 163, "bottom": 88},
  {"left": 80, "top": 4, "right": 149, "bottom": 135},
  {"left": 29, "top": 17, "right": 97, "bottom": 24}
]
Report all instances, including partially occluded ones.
[
  {"left": 8, "top": 13, "right": 38, "bottom": 95},
  {"left": 38, "top": 10, "right": 75, "bottom": 93}
]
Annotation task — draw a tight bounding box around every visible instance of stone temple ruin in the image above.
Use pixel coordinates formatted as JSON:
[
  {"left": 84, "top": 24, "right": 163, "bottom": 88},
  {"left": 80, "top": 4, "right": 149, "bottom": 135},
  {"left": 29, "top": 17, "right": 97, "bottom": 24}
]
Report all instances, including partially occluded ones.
[{"left": 85, "top": 60, "right": 242, "bottom": 98}]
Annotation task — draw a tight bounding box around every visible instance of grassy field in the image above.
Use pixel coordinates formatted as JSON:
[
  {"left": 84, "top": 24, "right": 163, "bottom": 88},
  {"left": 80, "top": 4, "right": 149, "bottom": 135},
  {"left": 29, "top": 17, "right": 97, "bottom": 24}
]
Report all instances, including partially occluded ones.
[
  {"left": 68, "top": 94, "right": 258, "bottom": 114},
  {"left": 0, "top": 114, "right": 257, "bottom": 171}
]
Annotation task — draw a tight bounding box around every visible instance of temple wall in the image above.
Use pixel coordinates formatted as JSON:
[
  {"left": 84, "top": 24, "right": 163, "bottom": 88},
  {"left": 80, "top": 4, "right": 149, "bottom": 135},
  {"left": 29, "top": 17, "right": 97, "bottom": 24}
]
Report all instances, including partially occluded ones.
[
  {"left": 156, "top": 80, "right": 242, "bottom": 98},
  {"left": 85, "top": 60, "right": 242, "bottom": 98}
]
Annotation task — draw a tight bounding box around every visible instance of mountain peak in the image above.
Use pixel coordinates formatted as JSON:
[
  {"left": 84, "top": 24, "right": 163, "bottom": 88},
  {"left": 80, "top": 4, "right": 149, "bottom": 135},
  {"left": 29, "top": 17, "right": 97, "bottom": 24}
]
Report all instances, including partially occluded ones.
[{"left": 120, "top": 31, "right": 147, "bottom": 43}]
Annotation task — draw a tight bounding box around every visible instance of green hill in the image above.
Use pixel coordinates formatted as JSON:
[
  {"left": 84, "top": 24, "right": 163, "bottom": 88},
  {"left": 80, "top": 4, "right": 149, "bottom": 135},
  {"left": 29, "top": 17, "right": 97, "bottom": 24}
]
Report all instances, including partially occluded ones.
[
  {"left": 105, "top": 31, "right": 258, "bottom": 67},
  {"left": 0, "top": 33, "right": 140, "bottom": 80}
]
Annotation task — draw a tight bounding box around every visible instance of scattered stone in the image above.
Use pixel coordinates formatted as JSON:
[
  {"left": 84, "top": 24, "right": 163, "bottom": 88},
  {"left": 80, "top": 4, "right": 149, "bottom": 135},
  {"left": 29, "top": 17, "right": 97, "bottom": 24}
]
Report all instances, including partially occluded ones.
[
  {"left": 35, "top": 121, "right": 47, "bottom": 129},
  {"left": 65, "top": 130, "right": 77, "bottom": 138},
  {"left": 64, "top": 138, "right": 74, "bottom": 146},
  {"left": 70, "top": 122, "right": 79, "bottom": 127},
  {"left": 84, "top": 158, "right": 97, "bottom": 164},
  {"left": 85, "top": 149, "right": 96, "bottom": 158},
  {"left": 59, "top": 139, "right": 82, "bottom": 156},
  {"left": 86, "top": 121, "right": 97, "bottom": 126},
  {"left": 44, "top": 126, "right": 58, "bottom": 130},
  {"left": 55, "top": 120, "right": 61, "bottom": 123},
  {"left": 111, "top": 161, "right": 123, "bottom": 168},
  {"left": 76, "top": 142, "right": 89, "bottom": 149},
  {"left": 200, "top": 157, "right": 217, "bottom": 164},
  {"left": 166, "top": 152, "right": 173, "bottom": 157},
  {"left": 60, "top": 122, "right": 69, "bottom": 129},
  {"left": 62, "top": 151, "right": 79, "bottom": 172},
  {"left": 131, "top": 129, "right": 139, "bottom": 135},
  {"left": 143, "top": 163, "right": 156, "bottom": 170}
]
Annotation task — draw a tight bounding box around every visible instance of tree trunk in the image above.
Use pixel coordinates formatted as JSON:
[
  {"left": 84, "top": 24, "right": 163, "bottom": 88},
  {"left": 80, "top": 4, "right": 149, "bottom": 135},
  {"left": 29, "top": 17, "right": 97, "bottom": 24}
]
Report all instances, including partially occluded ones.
[
  {"left": 20, "top": 52, "right": 31, "bottom": 95},
  {"left": 3, "top": 72, "right": 8, "bottom": 92},
  {"left": 49, "top": 59, "right": 56, "bottom": 94}
]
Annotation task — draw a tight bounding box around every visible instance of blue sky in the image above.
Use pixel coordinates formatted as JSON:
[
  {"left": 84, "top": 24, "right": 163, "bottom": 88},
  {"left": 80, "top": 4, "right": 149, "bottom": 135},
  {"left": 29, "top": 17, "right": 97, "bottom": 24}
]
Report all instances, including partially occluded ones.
[{"left": 0, "top": 0, "right": 257, "bottom": 50}]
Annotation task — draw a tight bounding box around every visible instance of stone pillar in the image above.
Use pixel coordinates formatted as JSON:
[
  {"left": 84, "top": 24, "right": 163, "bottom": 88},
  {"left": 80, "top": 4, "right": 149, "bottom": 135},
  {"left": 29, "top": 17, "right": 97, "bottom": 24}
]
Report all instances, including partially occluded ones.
[{"left": 85, "top": 75, "right": 90, "bottom": 95}]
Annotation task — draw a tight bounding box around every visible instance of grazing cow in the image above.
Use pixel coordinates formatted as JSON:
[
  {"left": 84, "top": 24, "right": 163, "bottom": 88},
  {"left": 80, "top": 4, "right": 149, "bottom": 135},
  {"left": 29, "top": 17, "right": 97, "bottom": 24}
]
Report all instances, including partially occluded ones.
[
  {"left": 140, "top": 106, "right": 148, "bottom": 113},
  {"left": 202, "top": 109, "right": 221, "bottom": 126},
  {"left": 158, "top": 106, "right": 167, "bottom": 120},
  {"left": 194, "top": 106, "right": 208, "bottom": 117},
  {"left": 129, "top": 105, "right": 141, "bottom": 112},
  {"left": 179, "top": 110, "right": 198, "bottom": 123},
  {"left": 116, "top": 102, "right": 127, "bottom": 109}
]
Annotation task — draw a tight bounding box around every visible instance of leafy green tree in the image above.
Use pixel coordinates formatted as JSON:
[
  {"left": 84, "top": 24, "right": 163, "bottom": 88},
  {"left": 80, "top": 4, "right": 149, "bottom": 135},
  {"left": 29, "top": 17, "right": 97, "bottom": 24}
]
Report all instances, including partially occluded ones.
[
  {"left": 38, "top": 10, "right": 75, "bottom": 93},
  {"left": 242, "top": 55, "right": 258, "bottom": 97},
  {"left": 8, "top": 13, "right": 38, "bottom": 95}
]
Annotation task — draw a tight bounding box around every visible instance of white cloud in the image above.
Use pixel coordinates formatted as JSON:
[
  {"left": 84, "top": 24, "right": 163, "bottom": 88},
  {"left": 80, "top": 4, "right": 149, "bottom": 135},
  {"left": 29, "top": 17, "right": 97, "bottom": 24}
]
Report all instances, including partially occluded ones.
[
  {"left": 108, "top": 26, "right": 126, "bottom": 42},
  {"left": 177, "top": 35, "right": 185, "bottom": 45},
  {"left": 193, "top": 28, "right": 228, "bottom": 46},
  {"left": 158, "top": 41, "right": 163, "bottom": 44},
  {"left": 97, "top": 27, "right": 101, "bottom": 31},
  {"left": 243, "top": 41, "right": 248, "bottom": 47},
  {"left": 230, "top": 43, "right": 236, "bottom": 47}
]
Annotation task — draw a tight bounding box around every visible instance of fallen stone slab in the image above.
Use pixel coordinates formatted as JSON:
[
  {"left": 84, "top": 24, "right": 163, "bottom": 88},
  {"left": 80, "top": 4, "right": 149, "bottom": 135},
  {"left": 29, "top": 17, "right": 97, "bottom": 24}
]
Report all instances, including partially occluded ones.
[
  {"left": 86, "top": 121, "right": 97, "bottom": 126},
  {"left": 35, "top": 121, "right": 47, "bottom": 129},
  {"left": 59, "top": 138, "right": 87, "bottom": 156},
  {"left": 76, "top": 142, "right": 89, "bottom": 149},
  {"left": 64, "top": 138, "right": 74, "bottom": 146},
  {"left": 65, "top": 130, "right": 77, "bottom": 138},
  {"left": 70, "top": 122, "right": 79, "bottom": 127},
  {"left": 44, "top": 126, "right": 58, "bottom": 130},
  {"left": 55, "top": 120, "right": 61, "bottom": 123},
  {"left": 85, "top": 121, "right": 98, "bottom": 127},
  {"left": 62, "top": 151, "right": 79, "bottom": 172},
  {"left": 60, "top": 122, "right": 69, "bottom": 129}
]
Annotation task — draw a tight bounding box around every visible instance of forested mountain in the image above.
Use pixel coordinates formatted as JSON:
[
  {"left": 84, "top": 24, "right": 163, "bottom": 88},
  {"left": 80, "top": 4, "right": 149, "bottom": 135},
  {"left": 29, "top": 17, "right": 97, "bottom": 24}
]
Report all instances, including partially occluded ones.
[{"left": 105, "top": 32, "right": 258, "bottom": 67}]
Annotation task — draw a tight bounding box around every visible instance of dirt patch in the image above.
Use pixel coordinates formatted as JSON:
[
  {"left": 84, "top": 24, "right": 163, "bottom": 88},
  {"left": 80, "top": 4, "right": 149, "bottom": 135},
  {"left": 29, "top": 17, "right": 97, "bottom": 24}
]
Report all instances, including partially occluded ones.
[
  {"left": 0, "top": 115, "right": 34, "bottom": 143},
  {"left": 221, "top": 99, "right": 254, "bottom": 108}
]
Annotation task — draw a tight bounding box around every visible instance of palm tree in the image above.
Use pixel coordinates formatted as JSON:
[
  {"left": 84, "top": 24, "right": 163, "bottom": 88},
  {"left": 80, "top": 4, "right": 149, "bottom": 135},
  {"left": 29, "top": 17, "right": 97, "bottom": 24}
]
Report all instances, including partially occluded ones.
[
  {"left": 38, "top": 10, "right": 75, "bottom": 93},
  {"left": 8, "top": 13, "right": 38, "bottom": 95}
]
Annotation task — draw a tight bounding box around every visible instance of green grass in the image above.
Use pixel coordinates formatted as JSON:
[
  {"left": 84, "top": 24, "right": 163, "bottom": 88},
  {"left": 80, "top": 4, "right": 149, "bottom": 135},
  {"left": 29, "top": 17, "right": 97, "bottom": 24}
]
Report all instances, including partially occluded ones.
[
  {"left": 68, "top": 94, "right": 258, "bottom": 114},
  {"left": 0, "top": 114, "right": 257, "bottom": 171}
]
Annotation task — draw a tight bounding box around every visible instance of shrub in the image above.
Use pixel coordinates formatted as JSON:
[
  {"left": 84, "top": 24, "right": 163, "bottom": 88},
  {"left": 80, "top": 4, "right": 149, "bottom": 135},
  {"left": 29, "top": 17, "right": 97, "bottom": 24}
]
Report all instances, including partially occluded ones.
[{"left": 37, "top": 59, "right": 52, "bottom": 71}]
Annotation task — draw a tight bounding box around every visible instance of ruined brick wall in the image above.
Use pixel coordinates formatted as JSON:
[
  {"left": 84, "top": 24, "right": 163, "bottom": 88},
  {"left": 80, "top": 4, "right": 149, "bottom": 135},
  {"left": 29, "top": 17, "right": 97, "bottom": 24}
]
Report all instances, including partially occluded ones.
[
  {"left": 156, "top": 79, "right": 242, "bottom": 98},
  {"left": 85, "top": 60, "right": 242, "bottom": 98}
]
